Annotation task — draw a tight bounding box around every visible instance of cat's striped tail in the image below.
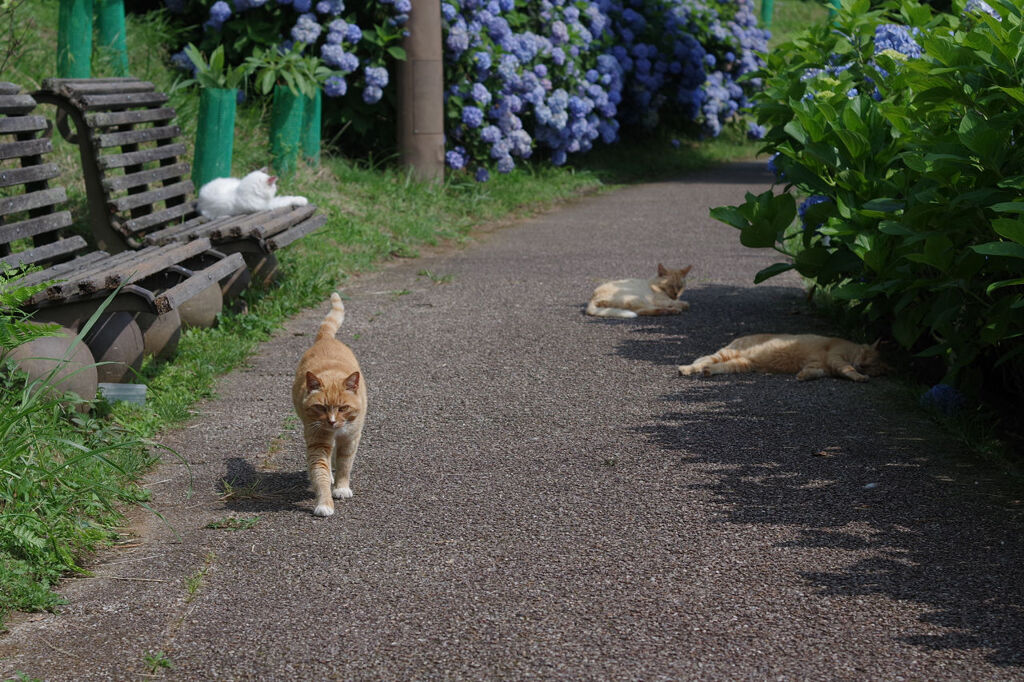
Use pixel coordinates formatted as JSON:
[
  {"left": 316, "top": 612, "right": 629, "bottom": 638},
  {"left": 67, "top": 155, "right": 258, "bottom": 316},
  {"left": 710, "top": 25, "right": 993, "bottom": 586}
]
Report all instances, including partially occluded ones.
[{"left": 317, "top": 292, "right": 346, "bottom": 340}]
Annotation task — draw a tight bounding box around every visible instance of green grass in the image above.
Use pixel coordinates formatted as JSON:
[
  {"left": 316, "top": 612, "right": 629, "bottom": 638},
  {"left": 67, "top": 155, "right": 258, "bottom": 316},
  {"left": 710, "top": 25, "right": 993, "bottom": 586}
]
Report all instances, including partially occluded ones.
[
  {"left": 0, "top": 0, "right": 797, "bottom": 628},
  {"left": 765, "top": 0, "right": 833, "bottom": 47}
]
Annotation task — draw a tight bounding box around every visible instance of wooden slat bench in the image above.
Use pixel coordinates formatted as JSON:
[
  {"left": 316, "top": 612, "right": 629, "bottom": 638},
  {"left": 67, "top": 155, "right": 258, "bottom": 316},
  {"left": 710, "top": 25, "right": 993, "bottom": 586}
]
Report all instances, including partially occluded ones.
[
  {"left": 33, "top": 77, "right": 327, "bottom": 288},
  {"left": 1, "top": 83, "right": 245, "bottom": 367}
]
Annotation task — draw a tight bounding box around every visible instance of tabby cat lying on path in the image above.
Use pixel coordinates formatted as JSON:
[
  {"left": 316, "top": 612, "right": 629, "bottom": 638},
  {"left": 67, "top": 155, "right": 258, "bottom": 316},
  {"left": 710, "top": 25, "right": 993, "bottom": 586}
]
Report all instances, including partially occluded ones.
[
  {"left": 678, "top": 334, "right": 887, "bottom": 382},
  {"left": 586, "top": 264, "right": 692, "bottom": 318},
  {"left": 292, "top": 293, "right": 367, "bottom": 517}
]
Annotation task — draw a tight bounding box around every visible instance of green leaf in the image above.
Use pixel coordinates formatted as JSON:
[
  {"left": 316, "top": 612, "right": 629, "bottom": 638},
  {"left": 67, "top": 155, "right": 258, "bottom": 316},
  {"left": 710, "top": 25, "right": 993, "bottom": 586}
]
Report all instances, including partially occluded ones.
[
  {"left": 710, "top": 206, "right": 748, "bottom": 229},
  {"left": 971, "top": 241, "right": 1024, "bottom": 259},
  {"left": 987, "top": 278, "right": 1024, "bottom": 295},
  {"left": 958, "top": 111, "right": 1004, "bottom": 163},
  {"left": 991, "top": 218, "right": 1024, "bottom": 245},
  {"left": 753, "top": 263, "right": 795, "bottom": 283},
  {"left": 862, "top": 198, "right": 904, "bottom": 213},
  {"left": 998, "top": 86, "right": 1024, "bottom": 104},
  {"left": 740, "top": 220, "right": 780, "bottom": 249},
  {"left": 992, "top": 202, "right": 1024, "bottom": 214},
  {"left": 387, "top": 46, "right": 407, "bottom": 61},
  {"left": 793, "top": 245, "right": 830, "bottom": 275},
  {"left": 783, "top": 119, "right": 808, "bottom": 145},
  {"left": 829, "top": 282, "right": 871, "bottom": 300}
]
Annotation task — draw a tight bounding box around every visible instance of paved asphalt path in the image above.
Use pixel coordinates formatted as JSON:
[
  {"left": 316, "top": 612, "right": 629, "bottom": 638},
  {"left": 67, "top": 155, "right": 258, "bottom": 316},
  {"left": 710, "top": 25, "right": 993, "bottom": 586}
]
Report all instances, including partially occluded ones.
[{"left": 2, "top": 162, "right": 1023, "bottom": 680}]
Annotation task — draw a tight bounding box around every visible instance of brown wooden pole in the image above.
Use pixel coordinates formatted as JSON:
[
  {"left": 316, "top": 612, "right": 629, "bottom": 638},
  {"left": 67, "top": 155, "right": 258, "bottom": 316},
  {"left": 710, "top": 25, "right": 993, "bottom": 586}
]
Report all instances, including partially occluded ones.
[{"left": 397, "top": 0, "right": 444, "bottom": 183}]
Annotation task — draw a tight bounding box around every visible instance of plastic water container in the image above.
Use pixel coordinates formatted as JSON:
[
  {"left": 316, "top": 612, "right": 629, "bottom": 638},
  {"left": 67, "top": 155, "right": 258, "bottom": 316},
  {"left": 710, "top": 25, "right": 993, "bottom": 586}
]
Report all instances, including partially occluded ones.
[{"left": 97, "top": 382, "right": 147, "bottom": 405}]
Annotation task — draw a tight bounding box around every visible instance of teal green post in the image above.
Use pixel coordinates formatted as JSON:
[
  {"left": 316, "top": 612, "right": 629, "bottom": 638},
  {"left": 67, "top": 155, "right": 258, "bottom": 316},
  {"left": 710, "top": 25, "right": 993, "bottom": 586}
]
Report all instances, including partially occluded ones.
[
  {"left": 192, "top": 88, "right": 238, "bottom": 189},
  {"left": 58, "top": 0, "right": 94, "bottom": 78},
  {"left": 301, "top": 88, "right": 322, "bottom": 167},
  {"left": 96, "top": 0, "right": 129, "bottom": 76},
  {"left": 829, "top": 0, "right": 842, "bottom": 20},
  {"left": 761, "top": 0, "right": 774, "bottom": 27},
  {"left": 270, "top": 85, "right": 304, "bottom": 177}
]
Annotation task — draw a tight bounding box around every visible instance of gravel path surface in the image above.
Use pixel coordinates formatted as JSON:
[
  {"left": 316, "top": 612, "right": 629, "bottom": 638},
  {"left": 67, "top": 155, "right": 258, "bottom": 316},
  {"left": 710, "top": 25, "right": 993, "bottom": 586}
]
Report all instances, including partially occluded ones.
[{"left": 2, "top": 162, "right": 1022, "bottom": 680}]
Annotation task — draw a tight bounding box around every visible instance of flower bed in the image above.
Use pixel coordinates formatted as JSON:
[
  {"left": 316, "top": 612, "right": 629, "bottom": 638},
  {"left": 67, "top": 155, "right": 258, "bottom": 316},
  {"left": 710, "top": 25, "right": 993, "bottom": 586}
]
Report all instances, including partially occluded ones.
[{"left": 166, "top": 0, "right": 768, "bottom": 178}]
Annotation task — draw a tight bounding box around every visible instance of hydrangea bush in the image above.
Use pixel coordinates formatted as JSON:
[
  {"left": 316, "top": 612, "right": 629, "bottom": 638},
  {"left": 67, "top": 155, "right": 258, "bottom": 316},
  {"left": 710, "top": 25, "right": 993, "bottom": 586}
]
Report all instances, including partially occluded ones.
[
  {"left": 166, "top": 0, "right": 408, "bottom": 138},
  {"left": 440, "top": 0, "right": 769, "bottom": 176},
  {"left": 712, "top": 0, "right": 1024, "bottom": 391},
  {"left": 166, "top": 0, "right": 768, "bottom": 176}
]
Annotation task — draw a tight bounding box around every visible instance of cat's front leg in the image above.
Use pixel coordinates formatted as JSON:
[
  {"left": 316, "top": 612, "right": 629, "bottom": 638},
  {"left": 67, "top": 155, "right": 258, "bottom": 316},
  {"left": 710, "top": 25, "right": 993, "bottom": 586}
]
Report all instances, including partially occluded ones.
[
  {"left": 269, "top": 195, "right": 308, "bottom": 209},
  {"left": 838, "top": 365, "right": 869, "bottom": 382},
  {"left": 306, "top": 443, "right": 335, "bottom": 517},
  {"left": 331, "top": 431, "right": 362, "bottom": 499},
  {"left": 796, "top": 365, "right": 827, "bottom": 381},
  {"left": 674, "top": 300, "right": 690, "bottom": 311}
]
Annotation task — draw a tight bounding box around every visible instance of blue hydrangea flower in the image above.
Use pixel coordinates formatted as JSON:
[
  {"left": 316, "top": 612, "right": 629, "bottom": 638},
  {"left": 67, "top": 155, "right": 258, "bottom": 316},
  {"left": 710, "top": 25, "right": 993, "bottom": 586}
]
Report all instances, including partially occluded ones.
[
  {"left": 346, "top": 24, "right": 362, "bottom": 43},
  {"left": 965, "top": 0, "right": 1000, "bottom": 18},
  {"left": 798, "top": 195, "right": 830, "bottom": 231},
  {"left": 292, "top": 0, "right": 312, "bottom": 12},
  {"left": 874, "top": 24, "right": 922, "bottom": 59},
  {"left": 474, "top": 167, "right": 490, "bottom": 183},
  {"left": 363, "top": 85, "right": 383, "bottom": 104},
  {"left": 462, "top": 105, "right": 484, "bottom": 128},
  {"left": 365, "top": 66, "right": 389, "bottom": 88},
  {"left": 205, "top": 0, "right": 231, "bottom": 30},
  {"left": 920, "top": 384, "right": 966, "bottom": 416},
  {"left": 446, "top": 147, "right": 467, "bottom": 170},
  {"left": 325, "top": 75, "right": 347, "bottom": 97},
  {"left": 471, "top": 82, "right": 491, "bottom": 106},
  {"left": 291, "top": 13, "right": 322, "bottom": 44},
  {"left": 170, "top": 49, "right": 194, "bottom": 74}
]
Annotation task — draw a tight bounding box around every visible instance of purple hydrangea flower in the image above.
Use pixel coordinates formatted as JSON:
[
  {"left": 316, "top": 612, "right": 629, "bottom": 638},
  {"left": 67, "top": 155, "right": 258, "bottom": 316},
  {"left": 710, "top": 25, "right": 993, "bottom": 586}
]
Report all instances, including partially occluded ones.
[{"left": 475, "top": 167, "right": 490, "bottom": 182}]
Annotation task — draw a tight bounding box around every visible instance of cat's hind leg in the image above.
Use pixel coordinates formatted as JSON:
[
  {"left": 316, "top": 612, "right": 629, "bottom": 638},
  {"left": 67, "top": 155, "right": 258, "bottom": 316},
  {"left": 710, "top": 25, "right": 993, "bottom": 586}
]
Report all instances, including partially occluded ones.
[
  {"left": 701, "top": 357, "right": 755, "bottom": 376},
  {"left": 331, "top": 431, "right": 362, "bottom": 499},
  {"left": 306, "top": 439, "right": 335, "bottom": 517},
  {"left": 678, "top": 354, "right": 716, "bottom": 376}
]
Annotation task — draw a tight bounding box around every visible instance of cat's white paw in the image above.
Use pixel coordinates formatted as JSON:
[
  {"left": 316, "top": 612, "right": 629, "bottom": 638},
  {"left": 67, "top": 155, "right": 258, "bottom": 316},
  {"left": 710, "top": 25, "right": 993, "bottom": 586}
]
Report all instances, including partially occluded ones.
[
  {"left": 332, "top": 486, "right": 353, "bottom": 499},
  {"left": 292, "top": 197, "right": 308, "bottom": 207},
  {"left": 313, "top": 503, "right": 335, "bottom": 517},
  {"left": 678, "top": 364, "right": 695, "bottom": 375}
]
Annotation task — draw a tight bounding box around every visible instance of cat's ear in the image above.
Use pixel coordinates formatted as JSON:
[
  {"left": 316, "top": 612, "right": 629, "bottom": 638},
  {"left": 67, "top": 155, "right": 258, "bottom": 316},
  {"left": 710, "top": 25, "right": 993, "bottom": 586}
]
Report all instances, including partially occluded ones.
[
  {"left": 305, "top": 371, "right": 323, "bottom": 392},
  {"left": 343, "top": 371, "right": 360, "bottom": 392},
  {"left": 657, "top": 263, "right": 667, "bottom": 276},
  {"left": 267, "top": 175, "right": 278, "bottom": 186},
  {"left": 870, "top": 338, "right": 881, "bottom": 350},
  {"left": 343, "top": 371, "right": 360, "bottom": 391},
  {"left": 679, "top": 264, "right": 693, "bottom": 276}
]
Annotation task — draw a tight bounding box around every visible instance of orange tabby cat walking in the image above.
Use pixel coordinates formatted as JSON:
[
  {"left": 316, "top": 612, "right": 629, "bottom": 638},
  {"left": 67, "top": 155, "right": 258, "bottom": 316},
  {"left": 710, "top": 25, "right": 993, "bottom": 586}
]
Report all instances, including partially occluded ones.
[
  {"left": 292, "top": 293, "right": 367, "bottom": 517},
  {"left": 678, "top": 333, "right": 886, "bottom": 382}
]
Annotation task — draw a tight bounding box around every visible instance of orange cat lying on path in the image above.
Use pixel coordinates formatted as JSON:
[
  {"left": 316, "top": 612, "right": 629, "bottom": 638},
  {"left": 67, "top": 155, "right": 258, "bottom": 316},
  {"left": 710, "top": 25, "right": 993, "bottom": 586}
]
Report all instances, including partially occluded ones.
[
  {"left": 292, "top": 293, "right": 367, "bottom": 517},
  {"left": 586, "top": 263, "right": 692, "bottom": 318},
  {"left": 678, "top": 333, "right": 886, "bottom": 382}
]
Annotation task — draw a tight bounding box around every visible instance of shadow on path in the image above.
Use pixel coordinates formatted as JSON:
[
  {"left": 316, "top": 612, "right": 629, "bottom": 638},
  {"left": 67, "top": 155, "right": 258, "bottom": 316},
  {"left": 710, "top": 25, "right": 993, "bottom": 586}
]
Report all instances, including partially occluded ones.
[
  {"left": 612, "top": 287, "right": 1024, "bottom": 668},
  {"left": 219, "top": 457, "right": 311, "bottom": 514}
]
